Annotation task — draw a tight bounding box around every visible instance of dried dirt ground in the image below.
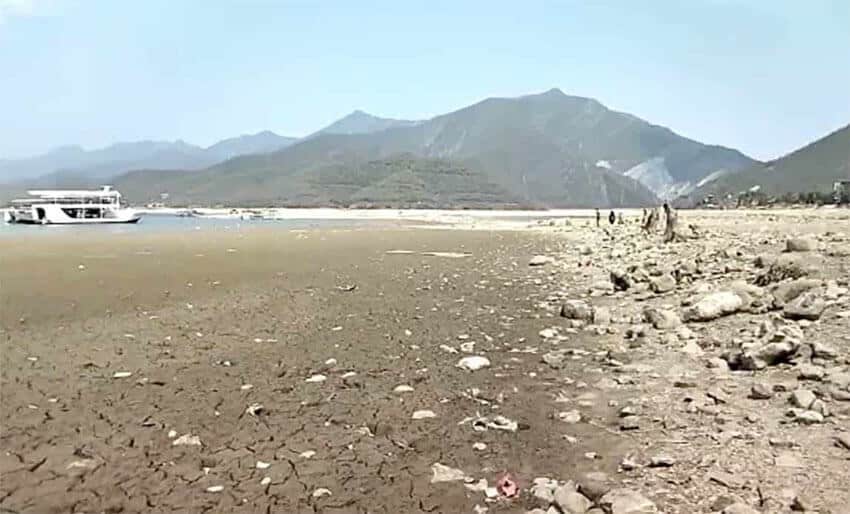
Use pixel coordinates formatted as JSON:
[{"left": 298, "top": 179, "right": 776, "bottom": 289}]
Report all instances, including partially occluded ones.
[{"left": 1, "top": 210, "right": 849, "bottom": 514}]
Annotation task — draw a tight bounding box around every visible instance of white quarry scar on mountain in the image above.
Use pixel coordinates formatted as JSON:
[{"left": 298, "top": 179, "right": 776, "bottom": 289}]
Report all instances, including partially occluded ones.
[{"left": 612, "top": 157, "right": 702, "bottom": 200}]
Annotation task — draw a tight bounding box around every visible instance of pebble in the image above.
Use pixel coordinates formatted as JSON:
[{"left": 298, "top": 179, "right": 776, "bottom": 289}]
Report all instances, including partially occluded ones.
[
  {"left": 649, "top": 455, "right": 676, "bottom": 467},
  {"left": 206, "top": 485, "right": 224, "bottom": 493},
  {"left": 412, "top": 409, "right": 437, "bottom": 420},
  {"left": 749, "top": 383, "right": 773, "bottom": 400},
  {"left": 456, "top": 356, "right": 491, "bottom": 371},
  {"left": 305, "top": 374, "right": 327, "bottom": 383},
  {"left": 312, "top": 488, "right": 332, "bottom": 498},
  {"left": 393, "top": 384, "right": 414, "bottom": 393}
]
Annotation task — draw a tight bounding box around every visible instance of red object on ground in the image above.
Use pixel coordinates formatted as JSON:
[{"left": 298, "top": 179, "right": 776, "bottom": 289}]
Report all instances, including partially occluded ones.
[{"left": 496, "top": 473, "right": 519, "bottom": 498}]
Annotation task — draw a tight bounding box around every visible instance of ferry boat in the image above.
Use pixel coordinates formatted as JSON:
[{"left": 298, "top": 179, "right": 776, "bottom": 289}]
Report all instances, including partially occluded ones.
[{"left": 4, "top": 186, "right": 141, "bottom": 225}]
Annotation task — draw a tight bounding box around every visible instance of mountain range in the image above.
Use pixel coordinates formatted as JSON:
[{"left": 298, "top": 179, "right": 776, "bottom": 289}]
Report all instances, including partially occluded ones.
[
  {"left": 688, "top": 124, "right": 850, "bottom": 200},
  {"left": 0, "top": 88, "right": 785, "bottom": 207}
]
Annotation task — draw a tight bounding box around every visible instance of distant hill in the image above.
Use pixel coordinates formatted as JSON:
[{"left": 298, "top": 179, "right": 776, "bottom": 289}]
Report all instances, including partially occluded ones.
[
  {"left": 114, "top": 156, "right": 531, "bottom": 208},
  {"left": 689, "top": 124, "right": 850, "bottom": 199},
  {"left": 0, "top": 131, "right": 296, "bottom": 185},
  {"left": 110, "top": 88, "right": 751, "bottom": 207},
  {"left": 309, "top": 110, "right": 420, "bottom": 137},
  {"left": 205, "top": 131, "right": 297, "bottom": 161}
]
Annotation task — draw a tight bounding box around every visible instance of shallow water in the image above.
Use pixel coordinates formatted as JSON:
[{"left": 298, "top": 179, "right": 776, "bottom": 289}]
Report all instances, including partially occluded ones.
[{"left": 0, "top": 213, "right": 383, "bottom": 238}]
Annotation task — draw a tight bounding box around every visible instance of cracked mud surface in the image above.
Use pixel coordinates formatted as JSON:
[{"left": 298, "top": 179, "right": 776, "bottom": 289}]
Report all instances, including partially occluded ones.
[{"left": 2, "top": 212, "right": 849, "bottom": 514}]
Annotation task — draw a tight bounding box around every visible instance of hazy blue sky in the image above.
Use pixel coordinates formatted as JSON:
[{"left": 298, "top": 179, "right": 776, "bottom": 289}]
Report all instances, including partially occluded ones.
[{"left": 1, "top": 0, "right": 848, "bottom": 160}]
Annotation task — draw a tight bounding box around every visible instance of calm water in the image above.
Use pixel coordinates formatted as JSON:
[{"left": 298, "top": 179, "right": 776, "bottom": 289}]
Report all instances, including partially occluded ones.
[{"left": 0, "top": 213, "right": 385, "bottom": 238}]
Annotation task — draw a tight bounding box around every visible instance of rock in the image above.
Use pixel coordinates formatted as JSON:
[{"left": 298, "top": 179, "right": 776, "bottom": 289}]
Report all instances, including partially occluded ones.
[
  {"left": 649, "top": 274, "right": 676, "bottom": 294},
  {"left": 530, "top": 477, "right": 559, "bottom": 504},
  {"left": 797, "top": 364, "right": 826, "bottom": 381},
  {"left": 559, "top": 410, "right": 582, "bottom": 424},
  {"left": 554, "top": 486, "right": 592, "bottom": 513},
  {"left": 680, "top": 340, "right": 704, "bottom": 356},
  {"left": 643, "top": 307, "right": 681, "bottom": 329},
  {"left": 456, "top": 356, "right": 491, "bottom": 371},
  {"left": 783, "top": 291, "right": 826, "bottom": 321},
  {"left": 683, "top": 291, "right": 745, "bottom": 322},
  {"left": 412, "top": 410, "right": 437, "bottom": 420},
  {"left": 835, "top": 433, "right": 850, "bottom": 450},
  {"left": 811, "top": 342, "right": 838, "bottom": 360},
  {"left": 706, "top": 357, "right": 730, "bottom": 371},
  {"left": 430, "top": 463, "right": 467, "bottom": 483},
  {"left": 722, "top": 503, "right": 761, "bottom": 514},
  {"left": 786, "top": 237, "right": 817, "bottom": 252},
  {"left": 790, "top": 389, "right": 817, "bottom": 410},
  {"left": 772, "top": 279, "right": 822, "bottom": 308},
  {"left": 648, "top": 455, "right": 675, "bottom": 467},
  {"left": 708, "top": 471, "right": 743, "bottom": 489},
  {"left": 610, "top": 270, "right": 632, "bottom": 291},
  {"left": 578, "top": 472, "right": 612, "bottom": 502},
  {"left": 172, "top": 434, "right": 202, "bottom": 446},
  {"left": 592, "top": 306, "right": 612, "bottom": 325},
  {"left": 790, "top": 409, "right": 825, "bottom": 424},
  {"left": 619, "top": 416, "right": 640, "bottom": 431},
  {"left": 561, "top": 300, "right": 594, "bottom": 321},
  {"left": 791, "top": 493, "right": 815, "bottom": 512},
  {"left": 542, "top": 351, "right": 567, "bottom": 369},
  {"left": 750, "top": 383, "right": 773, "bottom": 400},
  {"left": 529, "top": 255, "right": 554, "bottom": 266},
  {"left": 312, "top": 487, "right": 332, "bottom": 498},
  {"left": 393, "top": 384, "right": 414, "bottom": 393},
  {"left": 598, "top": 488, "right": 657, "bottom": 514},
  {"left": 734, "top": 341, "right": 798, "bottom": 370}
]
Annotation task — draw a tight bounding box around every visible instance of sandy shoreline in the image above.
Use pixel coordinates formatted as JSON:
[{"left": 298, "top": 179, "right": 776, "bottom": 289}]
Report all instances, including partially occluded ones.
[{"left": 2, "top": 212, "right": 849, "bottom": 513}]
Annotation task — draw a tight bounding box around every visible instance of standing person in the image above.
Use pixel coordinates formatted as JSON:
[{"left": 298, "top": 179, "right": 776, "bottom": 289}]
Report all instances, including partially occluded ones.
[
  {"left": 608, "top": 210, "right": 616, "bottom": 225},
  {"left": 595, "top": 208, "right": 601, "bottom": 227}
]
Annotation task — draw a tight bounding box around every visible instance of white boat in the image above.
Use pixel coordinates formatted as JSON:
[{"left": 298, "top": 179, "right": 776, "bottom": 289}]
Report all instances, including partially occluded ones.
[{"left": 4, "top": 186, "right": 141, "bottom": 225}]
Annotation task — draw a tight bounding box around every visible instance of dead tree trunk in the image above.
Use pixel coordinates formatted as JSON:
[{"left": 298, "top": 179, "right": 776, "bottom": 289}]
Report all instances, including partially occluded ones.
[{"left": 663, "top": 204, "right": 680, "bottom": 243}]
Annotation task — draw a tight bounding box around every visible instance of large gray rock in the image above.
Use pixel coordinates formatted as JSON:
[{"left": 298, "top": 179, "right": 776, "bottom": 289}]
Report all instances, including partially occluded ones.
[
  {"left": 649, "top": 274, "right": 676, "bottom": 294},
  {"left": 771, "top": 278, "right": 822, "bottom": 307},
  {"left": 561, "top": 300, "right": 594, "bottom": 321},
  {"left": 683, "top": 291, "right": 745, "bottom": 322},
  {"left": 734, "top": 341, "right": 798, "bottom": 370},
  {"left": 790, "top": 389, "right": 817, "bottom": 410},
  {"left": 783, "top": 291, "right": 826, "bottom": 320},
  {"left": 598, "top": 488, "right": 657, "bottom": 514},
  {"left": 554, "top": 485, "right": 592, "bottom": 513},
  {"left": 786, "top": 237, "right": 817, "bottom": 252},
  {"left": 643, "top": 307, "right": 681, "bottom": 329}
]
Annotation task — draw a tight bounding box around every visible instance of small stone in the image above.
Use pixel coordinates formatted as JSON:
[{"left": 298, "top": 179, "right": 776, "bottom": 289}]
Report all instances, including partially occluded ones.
[
  {"left": 750, "top": 383, "right": 773, "bottom": 400},
  {"left": 619, "top": 416, "right": 640, "bottom": 431},
  {"left": 783, "top": 291, "right": 826, "bottom": 321},
  {"left": 393, "top": 384, "right": 414, "bottom": 393},
  {"left": 472, "top": 442, "right": 487, "bottom": 451},
  {"left": 835, "top": 433, "right": 850, "bottom": 450},
  {"left": 786, "top": 237, "right": 817, "bottom": 252},
  {"left": 561, "top": 300, "right": 594, "bottom": 321},
  {"left": 112, "top": 371, "right": 132, "bottom": 378},
  {"left": 456, "top": 356, "right": 491, "bottom": 371},
  {"left": 255, "top": 460, "right": 271, "bottom": 469},
  {"left": 620, "top": 456, "right": 638, "bottom": 471},
  {"left": 794, "top": 410, "right": 824, "bottom": 424},
  {"left": 529, "top": 255, "right": 553, "bottom": 266},
  {"left": 578, "top": 472, "right": 612, "bottom": 502},
  {"left": 172, "top": 434, "right": 202, "bottom": 446},
  {"left": 643, "top": 307, "right": 681, "bottom": 329},
  {"left": 558, "top": 410, "right": 582, "bottom": 424},
  {"left": 554, "top": 486, "right": 592, "bottom": 513},
  {"left": 260, "top": 476, "right": 271, "bottom": 485},
  {"left": 412, "top": 410, "right": 437, "bottom": 420},
  {"left": 312, "top": 488, "right": 332, "bottom": 498},
  {"left": 649, "top": 274, "right": 676, "bottom": 294},
  {"left": 206, "top": 485, "right": 224, "bottom": 493},
  {"left": 791, "top": 493, "right": 814, "bottom": 512},
  {"left": 648, "top": 455, "right": 675, "bottom": 468},
  {"left": 790, "top": 389, "right": 817, "bottom": 410},
  {"left": 798, "top": 364, "right": 825, "bottom": 381},
  {"left": 683, "top": 291, "right": 745, "bottom": 322},
  {"left": 305, "top": 374, "right": 327, "bottom": 383},
  {"left": 708, "top": 470, "right": 743, "bottom": 489},
  {"left": 598, "top": 488, "right": 657, "bottom": 513},
  {"left": 430, "top": 463, "right": 467, "bottom": 483}
]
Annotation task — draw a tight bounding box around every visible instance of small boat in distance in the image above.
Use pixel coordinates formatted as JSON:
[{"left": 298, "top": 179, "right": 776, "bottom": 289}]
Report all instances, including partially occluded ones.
[{"left": 4, "top": 186, "right": 141, "bottom": 225}]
